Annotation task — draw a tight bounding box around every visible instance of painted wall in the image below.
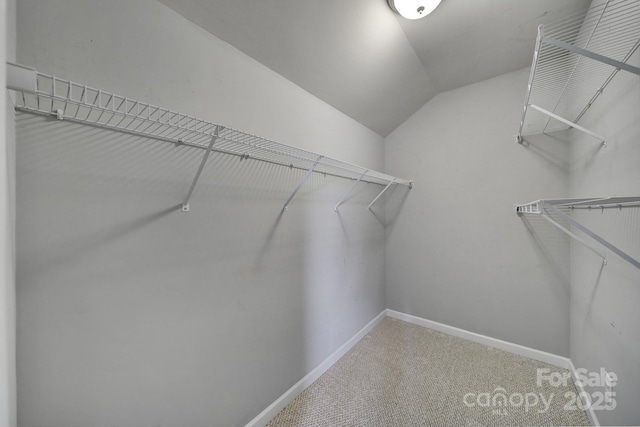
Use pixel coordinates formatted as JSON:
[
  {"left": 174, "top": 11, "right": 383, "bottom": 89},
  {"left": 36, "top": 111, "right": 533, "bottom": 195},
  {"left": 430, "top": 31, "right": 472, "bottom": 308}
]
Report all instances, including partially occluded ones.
[
  {"left": 385, "top": 67, "right": 572, "bottom": 356},
  {"left": 1, "top": 0, "right": 17, "bottom": 425},
  {"left": 16, "top": 1, "right": 387, "bottom": 426},
  {"left": 568, "top": 46, "right": 640, "bottom": 426},
  {"left": 385, "top": 14, "right": 639, "bottom": 424}
]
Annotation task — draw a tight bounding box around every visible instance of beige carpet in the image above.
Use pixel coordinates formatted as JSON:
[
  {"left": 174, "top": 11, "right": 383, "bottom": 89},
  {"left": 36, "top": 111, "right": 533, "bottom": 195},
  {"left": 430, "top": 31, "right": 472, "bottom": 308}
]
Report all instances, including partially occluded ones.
[{"left": 268, "top": 317, "right": 590, "bottom": 426}]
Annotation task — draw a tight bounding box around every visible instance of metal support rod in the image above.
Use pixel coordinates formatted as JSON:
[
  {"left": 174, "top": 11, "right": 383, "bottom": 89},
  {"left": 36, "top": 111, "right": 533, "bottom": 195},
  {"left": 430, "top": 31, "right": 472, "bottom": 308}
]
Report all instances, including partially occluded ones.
[
  {"left": 517, "top": 25, "right": 544, "bottom": 143},
  {"left": 282, "top": 155, "right": 323, "bottom": 212},
  {"left": 573, "top": 38, "right": 640, "bottom": 124},
  {"left": 542, "top": 37, "right": 640, "bottom": 77},
  {"left": 334, "top": 170, "right": 368, "bottom": 212},
  {"left": 546, "top": 203, "right": 640, "bottom": 270},
  {"left": 540, "top": 211, "right": 606, "bottom": 263},
  {"left": 368, "top": 180, "right": 395, "bottom": 210},
  {"left": 528, "top": 104, "right": 606, "bottom": 144},
  {"left": 182, "top": 126, "right": 219, "bottom": 212},
  {"left": 541, "top": 2, "right": 608, "bottom": 135}
]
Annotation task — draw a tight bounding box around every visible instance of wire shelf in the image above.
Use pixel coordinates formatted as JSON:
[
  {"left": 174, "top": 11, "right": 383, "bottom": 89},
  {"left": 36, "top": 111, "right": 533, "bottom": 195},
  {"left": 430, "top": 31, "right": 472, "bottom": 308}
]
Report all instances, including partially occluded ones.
[
  {"left": 14, "top": 70, "right": 413, "bottom": 189},
  {"left": 518, "top": 0, "right": 640, "bottom": 143},
  {"left": 516, "top": 197, "right": 640, "bottom": 212},
  {"left": 515, "top": 197, "right": 640, "bottom": 269}
]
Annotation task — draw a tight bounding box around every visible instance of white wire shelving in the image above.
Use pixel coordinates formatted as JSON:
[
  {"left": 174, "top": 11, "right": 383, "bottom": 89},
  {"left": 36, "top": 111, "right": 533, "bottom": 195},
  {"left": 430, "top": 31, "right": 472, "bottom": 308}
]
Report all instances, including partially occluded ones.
[
  {"left": 517, "top": 0, "right": 640, "bottom": 145},
  {"left": 7, "top": 63, "right": 412, "bottom": 212},
  {"left": 515, "top": 197, "right": 640, "bottom": 270}
]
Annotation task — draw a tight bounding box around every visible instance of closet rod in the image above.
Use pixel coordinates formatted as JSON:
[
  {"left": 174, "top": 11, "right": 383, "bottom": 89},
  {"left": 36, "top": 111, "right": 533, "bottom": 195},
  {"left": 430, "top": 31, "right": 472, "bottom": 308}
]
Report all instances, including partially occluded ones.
[
  {"left": 515, "top": 197, "right": 640, "bottom": 270},
  {"left": 7, "top": 63, "right": 413, "bottom": 211},
  {"left": 14, "top": 103, "right": 390, "bottom": 187}
]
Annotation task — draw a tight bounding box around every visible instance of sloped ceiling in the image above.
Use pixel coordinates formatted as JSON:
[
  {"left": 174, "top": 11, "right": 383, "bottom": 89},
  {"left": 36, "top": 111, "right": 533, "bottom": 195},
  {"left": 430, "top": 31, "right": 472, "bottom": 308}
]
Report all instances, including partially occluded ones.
[{"left": 159, "top": 0, "right": 591, "bottom": 136}]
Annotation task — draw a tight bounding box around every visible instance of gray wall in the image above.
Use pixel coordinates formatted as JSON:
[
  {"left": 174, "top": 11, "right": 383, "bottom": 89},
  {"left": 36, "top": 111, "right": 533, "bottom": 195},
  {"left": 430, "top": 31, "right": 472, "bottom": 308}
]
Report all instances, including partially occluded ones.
[
  {"left": 568, "top": 47, "right": 640, "bottom": 425},
  {"left": 16, "top": 1, "right": 387, "bottom": 426},
  {"left": 1, "top": 0, "right": 17, "bottom": 425},
  {"left": 385, "top": 68, "right": 572, "bottom": 356},
  {"left": 385, "top": 29, "right": 640, "bottom": 426}
]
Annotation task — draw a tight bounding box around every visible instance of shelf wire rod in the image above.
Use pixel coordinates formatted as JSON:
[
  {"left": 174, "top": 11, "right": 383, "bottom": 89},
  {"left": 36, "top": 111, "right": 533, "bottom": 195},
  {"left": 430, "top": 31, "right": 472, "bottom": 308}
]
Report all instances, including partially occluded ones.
[
  {"left": 539, "top": 210, "right": 607, "bottom": 263},
  {"left": 549, "top": 17, "right": 640, "bottom": 51},
  {"left": 544, "top": 2, "right": 610, "bottom": 29},
  {"left": 574, "top": 38, "right": 640, "bottom": 123},
  {"left": 282, "top": 155, "right": 323, "bottom": 212},
  {"left": 580, "top": 39, "right": 640, "bottom": 63},
  {"left": 545, "top": 0, "right": 633, "bottom": 33},
  {"left": 533, "top": 71, "right": 614, "bottom": 92},
  {"left": 82, "top": 89, "right": 100, "bottom": 122},
  {"left": 544, "top": 12, "right": 593, "bottom": 34},
  {"left": 579, "top": 36, "right": 640, "bottom": 60},
  {"left": 542, "top": 36, "right": 640, "bottom": 76},
  {"left": 518, "top": 25, "right": 545, "bottom": 141},
  {"left": 570, "top": 201, "right": 640, "bottom": 209},
  {"left": 95, "top": 93, "right": 115, "bottom": 124},
  {"left": 555, "top": 197, "right": 612, "bottom": 207},
  {"left": 533, "top": 61, "right": 632, "bottom": 93},
  {"left": 584, "top": 14, "right": 640, "bottom": 40},
  {"left": 61, "top": 78, "right": 71, "bottom": 117},
  {"left": 546, "top": 203, "right": 640, "bottom": 270},
  {"left": 534, "top": 57, "right": 614, "bottom": 78},
  {"left": 544, "top": 8, "right": 608, "bottom": 35},
  {"left": 15, "top": 70, "right": 410, "bottom": 187},
  {"left": 114, "top": 114, "right": 137, "bottom": 133},
  {"left": 541, "top": 1, "right": 609, "bottom": 134},
  {"left": 16, "top": 104, "right": 396, "bottom": 187},
  {"left": 334, "top": 170, "right": 368, "bottom": 212},
  {"left": 112, "top": 98, "right": 138, "bottom": 128},
  {"left": 225, "top": 140, "right": 312, "bottom": 164},
  {"left": 181, "top": 126, "right": 220, "bottom": 212}
]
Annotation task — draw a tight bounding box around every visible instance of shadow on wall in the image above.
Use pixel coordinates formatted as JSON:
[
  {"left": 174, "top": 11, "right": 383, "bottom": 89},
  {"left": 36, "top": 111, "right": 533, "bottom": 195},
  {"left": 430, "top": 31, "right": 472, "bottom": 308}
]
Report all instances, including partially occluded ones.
[
  {"left": 370, "top": 183, "right": 412, "bottom": 228},
  {"left": 519, "top": 131, "right": 576, "bottom": 171},
  {"left": 16, "top": 111, "right": 394, "bottom": 426},
  {"left": 16, "top": 113, "right": 396, "bottom": 274},
  {"left": 519, "top": 214, "right": 571, "bottom": 295}
]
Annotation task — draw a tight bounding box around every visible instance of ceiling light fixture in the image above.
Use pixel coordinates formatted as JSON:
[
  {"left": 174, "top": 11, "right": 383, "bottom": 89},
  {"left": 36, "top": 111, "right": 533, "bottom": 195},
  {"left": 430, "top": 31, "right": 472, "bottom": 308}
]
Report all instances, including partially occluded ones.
[{"left": 387, "top": 0, "right": 442, "bottom": 20}]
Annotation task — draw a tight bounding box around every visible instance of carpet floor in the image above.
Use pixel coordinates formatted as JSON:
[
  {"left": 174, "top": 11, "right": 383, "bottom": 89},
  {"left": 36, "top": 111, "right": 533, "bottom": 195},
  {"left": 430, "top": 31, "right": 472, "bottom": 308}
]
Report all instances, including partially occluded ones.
[{"left": 267, "top": 317, "right": 590, "bottom": 426}]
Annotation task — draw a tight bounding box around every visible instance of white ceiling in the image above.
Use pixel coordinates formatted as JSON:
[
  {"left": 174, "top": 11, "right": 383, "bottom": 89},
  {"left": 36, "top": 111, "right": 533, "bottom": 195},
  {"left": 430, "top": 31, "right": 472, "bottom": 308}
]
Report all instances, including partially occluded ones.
[{"left": 159, "top": 0, "right": 591, "bottom": 136}]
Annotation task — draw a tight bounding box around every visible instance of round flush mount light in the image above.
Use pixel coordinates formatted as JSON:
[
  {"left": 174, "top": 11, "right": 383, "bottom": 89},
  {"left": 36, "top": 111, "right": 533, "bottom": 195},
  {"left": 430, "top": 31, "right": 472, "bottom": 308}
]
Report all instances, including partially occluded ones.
[{"left": 387, "top": 0, "right": 442, "bottom": 20}]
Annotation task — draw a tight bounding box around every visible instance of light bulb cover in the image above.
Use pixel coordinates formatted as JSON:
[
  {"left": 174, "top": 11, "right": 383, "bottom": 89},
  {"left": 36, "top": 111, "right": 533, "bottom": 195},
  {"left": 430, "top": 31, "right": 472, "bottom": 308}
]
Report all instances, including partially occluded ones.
[{"left": 388, "top": 0, "right": 442, "bottom": 20}]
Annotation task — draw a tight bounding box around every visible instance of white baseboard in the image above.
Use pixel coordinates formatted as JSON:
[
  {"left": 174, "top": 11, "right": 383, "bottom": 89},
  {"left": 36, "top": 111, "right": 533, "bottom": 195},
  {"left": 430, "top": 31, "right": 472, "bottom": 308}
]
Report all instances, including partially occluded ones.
[
  {"left": 568, "top": 359, "right": 600, "bottom": 426},
  {"left": 244, "top": 310, "right": 387, "bottom": 427},
  {"left": 386, "top": 309, "right": 571, "bottom": 370},
  {"left": 247, "top": 309, "right": 578, "bottom": 427}
]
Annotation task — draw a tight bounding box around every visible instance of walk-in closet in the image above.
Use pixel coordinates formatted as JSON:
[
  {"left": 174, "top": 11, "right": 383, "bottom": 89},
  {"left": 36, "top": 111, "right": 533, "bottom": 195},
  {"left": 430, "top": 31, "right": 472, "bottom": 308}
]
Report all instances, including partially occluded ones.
[{"left": 1, "top": 0, "right": 639, "bottom": 426}]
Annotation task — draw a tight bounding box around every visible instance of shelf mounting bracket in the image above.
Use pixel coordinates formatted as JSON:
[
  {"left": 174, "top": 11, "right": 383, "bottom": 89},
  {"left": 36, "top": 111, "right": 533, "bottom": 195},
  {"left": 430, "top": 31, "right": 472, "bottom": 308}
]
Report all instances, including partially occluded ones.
[
  {"left": 182, "top": 126, "right": 220, "bottom": 212},
  {"left": 517, "top": 25, "right": 544, "bottom": 144},
  {"left": 528, "top": 104, "right": 606, "bottom": 145},
  {"left": 334, "top": 170, "right": 368, "bottom": 212},
  {"left": 368, "top": 179, "right": 396, "bottom": 210},
  {"left": 282, "top": 155, "right": 323, "bottom": 212},
  {"left": 545, "top": 203, "right": 640, "bottom": 270},
  {"left": 538, "top": 209, "right": 606, "bottom": 264}
]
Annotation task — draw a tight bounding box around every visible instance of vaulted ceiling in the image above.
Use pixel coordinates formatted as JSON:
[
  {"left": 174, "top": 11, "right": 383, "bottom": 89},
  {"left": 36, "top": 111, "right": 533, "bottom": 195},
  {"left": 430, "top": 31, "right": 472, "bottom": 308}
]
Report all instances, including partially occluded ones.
[{"left": 159, "top": 0, "right": 591, "bottom": 136}]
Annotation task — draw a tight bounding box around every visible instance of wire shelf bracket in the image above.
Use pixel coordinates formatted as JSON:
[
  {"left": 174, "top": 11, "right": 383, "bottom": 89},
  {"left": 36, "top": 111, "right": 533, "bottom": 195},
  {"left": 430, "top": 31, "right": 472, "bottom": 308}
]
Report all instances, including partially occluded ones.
[
  {"left": 368, "top": 179, "right": 396, "bottom": 210},
  {"left": 282, "top": 155, "right": 323, "bottom": 212},
  {"left": 335, "top": 170, "right": 368, "bottom": 212},
  {"left": 517, "top": 0, "right": 640, "bottom": 145},
  {"left": 515, "top": 197, "right": 640, "bottom": 270},
  {"left": 6, "top": 63, "right": 413, "bottom": 213},
  {"left": 181, "top": 126, "right": 220, "bottom": 212}
]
